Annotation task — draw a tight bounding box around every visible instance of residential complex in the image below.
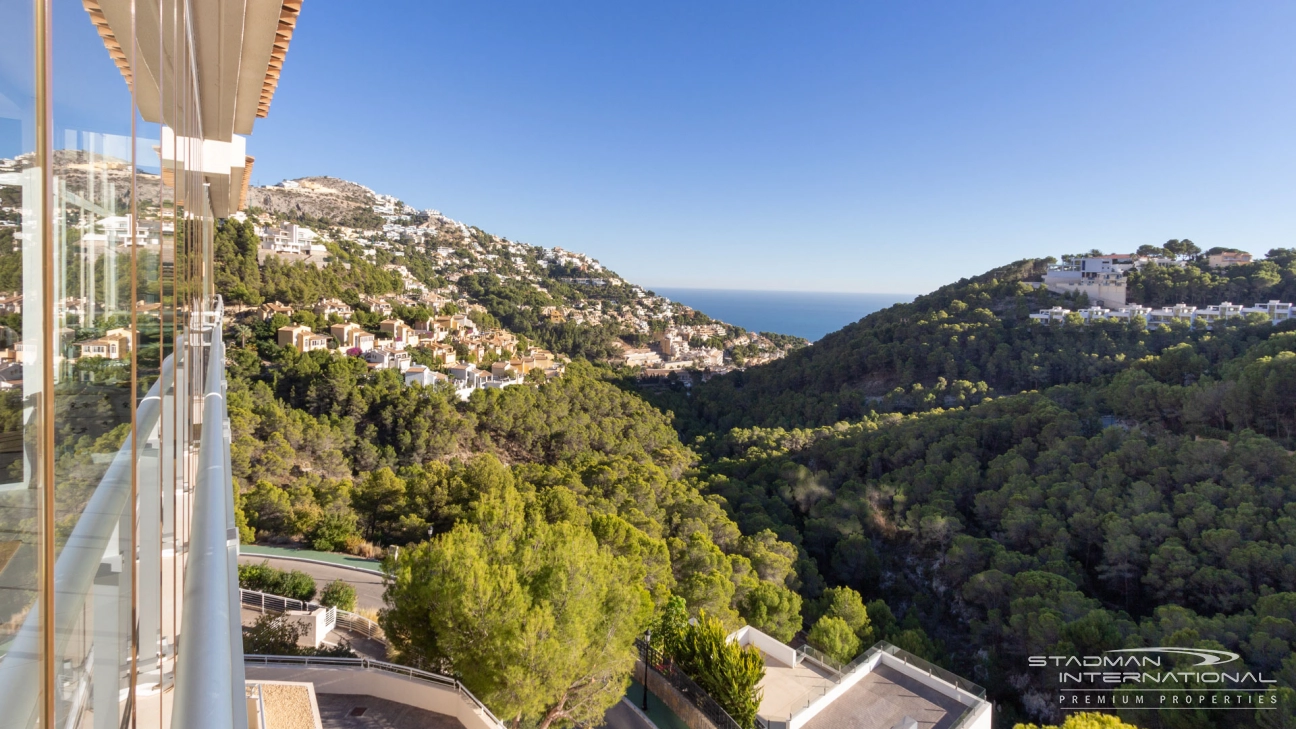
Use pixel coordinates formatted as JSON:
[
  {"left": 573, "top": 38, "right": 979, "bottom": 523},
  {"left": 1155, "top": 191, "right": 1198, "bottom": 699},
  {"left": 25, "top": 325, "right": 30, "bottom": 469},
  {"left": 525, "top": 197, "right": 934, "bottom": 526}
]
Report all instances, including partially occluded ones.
[
  {"left": 1030, "top": 300, "right": 1292, "bottom": 328},
  {"left": 252, "top": 298, "right": 564, "bottom": 399}
]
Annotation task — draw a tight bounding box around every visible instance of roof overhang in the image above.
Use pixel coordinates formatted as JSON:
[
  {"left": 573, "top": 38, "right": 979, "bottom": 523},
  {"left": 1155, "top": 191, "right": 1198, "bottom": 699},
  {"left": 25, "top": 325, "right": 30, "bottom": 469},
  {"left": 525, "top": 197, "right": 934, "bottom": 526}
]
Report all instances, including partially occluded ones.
[
  {"left": 83, "top": 0, "right": 298, "bottom": 217},
  {"left": 85, "top": 0, "right": 302, "bottom": 140}
]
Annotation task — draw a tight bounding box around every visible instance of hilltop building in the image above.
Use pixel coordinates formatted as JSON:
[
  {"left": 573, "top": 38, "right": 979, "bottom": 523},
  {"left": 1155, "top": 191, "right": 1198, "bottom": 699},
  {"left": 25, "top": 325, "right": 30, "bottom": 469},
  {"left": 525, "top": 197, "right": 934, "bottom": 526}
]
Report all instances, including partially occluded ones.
[
  {"left": 1040, "top": 254, "right": 1138, "bottom": 307},
  {"left": 1208, "top": 251, "right": 1253, "bottom": 268}
]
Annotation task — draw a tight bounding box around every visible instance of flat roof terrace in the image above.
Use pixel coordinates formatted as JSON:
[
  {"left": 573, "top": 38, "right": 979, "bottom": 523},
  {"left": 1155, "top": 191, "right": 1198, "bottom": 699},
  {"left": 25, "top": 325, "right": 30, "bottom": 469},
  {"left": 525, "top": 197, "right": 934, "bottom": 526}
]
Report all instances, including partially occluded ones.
[
  {"left": 755, "top": 649, "right": 838, "bottom": 721},
  {"left": 800, "top": 664, "right": 968, "bottom": 729}
]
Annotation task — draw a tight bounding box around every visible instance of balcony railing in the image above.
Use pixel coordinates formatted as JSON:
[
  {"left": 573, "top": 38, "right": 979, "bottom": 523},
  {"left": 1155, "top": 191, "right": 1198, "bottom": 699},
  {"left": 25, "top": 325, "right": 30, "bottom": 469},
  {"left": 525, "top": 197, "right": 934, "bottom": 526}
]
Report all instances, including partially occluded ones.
[
  {"left": 635, "top": 637, "right": 744, "bottom": 729},
  {"left": 173, "top": 296, "right": 245, "bottom": 729},
  {"left": 244, "top": 654, "right": 505, "bottom": 728},
  {"left": 0, "top": 357, "right": 180, "bottom": 728}
]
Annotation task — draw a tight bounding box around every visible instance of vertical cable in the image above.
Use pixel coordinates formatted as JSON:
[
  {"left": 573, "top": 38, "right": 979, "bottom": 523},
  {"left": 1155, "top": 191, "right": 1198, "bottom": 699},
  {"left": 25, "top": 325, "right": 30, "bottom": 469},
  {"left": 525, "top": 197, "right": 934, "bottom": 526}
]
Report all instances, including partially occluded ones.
[
  {"left": 33, "top": 0, "right": 56, "bottom": 725},
  {"left": 169, "top": 0, "right": 181, "bottom": 706},
  {"left": 128, "top": 0, "right": 140, "bottom": 726}
]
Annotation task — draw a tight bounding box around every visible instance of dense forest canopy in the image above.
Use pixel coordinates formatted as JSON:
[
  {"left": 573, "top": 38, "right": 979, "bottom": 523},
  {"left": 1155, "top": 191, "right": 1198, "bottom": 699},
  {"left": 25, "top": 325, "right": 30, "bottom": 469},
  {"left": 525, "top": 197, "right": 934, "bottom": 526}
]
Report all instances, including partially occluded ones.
[
  {"left": 649, "top": 250, "right": 1296, "bottom": 727},
  {"left": 218, "top": 214, "right": 1296, "bottom": 728}
]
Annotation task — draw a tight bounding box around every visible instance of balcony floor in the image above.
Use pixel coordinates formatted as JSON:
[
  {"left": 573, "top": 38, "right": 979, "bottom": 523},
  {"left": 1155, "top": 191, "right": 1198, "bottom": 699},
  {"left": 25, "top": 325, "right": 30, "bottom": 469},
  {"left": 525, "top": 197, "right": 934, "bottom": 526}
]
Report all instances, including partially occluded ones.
[
  {"left": 756, "top": 650, "right": 838, "bottom": 721},
  {"left": 317, "top": 693, "right": 465, "bottom": 729},
  {"left": 801, "top": 664, "right": 967, "bottom": 729}
]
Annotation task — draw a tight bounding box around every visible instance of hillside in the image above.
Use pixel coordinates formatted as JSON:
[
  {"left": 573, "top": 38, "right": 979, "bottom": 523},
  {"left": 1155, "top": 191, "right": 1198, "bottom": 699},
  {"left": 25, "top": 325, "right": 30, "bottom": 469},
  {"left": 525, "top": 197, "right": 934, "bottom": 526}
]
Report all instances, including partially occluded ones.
[
  {"left": 656, "top": 255, "right": 1296, "bottom": 435},
  {"left": 234, "top": 176, "right": 803, "bottom": 366},
  {"left": 223, "top": 177, "right": 1296, "bottom": 727},
  {"left": 653, "top": 254, "right": 1296, "bottom": 727},
  {"left": 249, "top": 176, "right": 384, "bottom": 227}
]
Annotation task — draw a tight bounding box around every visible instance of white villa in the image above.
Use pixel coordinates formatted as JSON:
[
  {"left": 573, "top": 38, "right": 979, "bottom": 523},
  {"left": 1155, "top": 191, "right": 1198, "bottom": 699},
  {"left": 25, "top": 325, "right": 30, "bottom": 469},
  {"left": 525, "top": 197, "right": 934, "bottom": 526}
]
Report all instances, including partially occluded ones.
[
  {"left": 404, "top": 365, "right": 448, "bottom": 388},
  {"left": 259, "top": 222, "right": 323, "bottom": 256}
]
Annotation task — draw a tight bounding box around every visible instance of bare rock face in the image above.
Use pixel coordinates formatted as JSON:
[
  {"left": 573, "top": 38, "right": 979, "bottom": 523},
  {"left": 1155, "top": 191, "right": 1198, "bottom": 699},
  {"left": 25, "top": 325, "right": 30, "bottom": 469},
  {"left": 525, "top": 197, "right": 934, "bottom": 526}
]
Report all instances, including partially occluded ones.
[
  {"left": 51, "top": 150, "right": 161, "bottom": 213},
  {"left": 250, "top": 176, "right": 379, "bottom": 226}
]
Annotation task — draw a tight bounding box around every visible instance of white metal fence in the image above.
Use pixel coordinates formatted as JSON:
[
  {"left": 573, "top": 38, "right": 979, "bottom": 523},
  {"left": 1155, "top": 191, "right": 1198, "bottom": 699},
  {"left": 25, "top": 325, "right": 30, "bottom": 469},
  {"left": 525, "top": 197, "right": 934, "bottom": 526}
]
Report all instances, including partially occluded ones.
[{"left": 240, "top": 588, "right": 385, "bottom": 643}]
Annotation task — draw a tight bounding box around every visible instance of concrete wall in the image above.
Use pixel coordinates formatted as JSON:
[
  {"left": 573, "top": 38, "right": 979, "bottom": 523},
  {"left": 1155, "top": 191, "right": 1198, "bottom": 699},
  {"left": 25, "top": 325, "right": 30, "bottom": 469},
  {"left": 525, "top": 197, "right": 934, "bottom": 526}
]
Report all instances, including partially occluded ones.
[
  {"left": 245, "top": 664, "right": 501, "bottom": 729},
  {"left": 1042, "top": 279, "right": 1128, "bottom": 307},
  {"left": 728, "top": 626, "right": 798, "bottom": 668},
  {"left": 283, "top": 608, "right": 332, "bottom": 649},
  {"left": 636, "top": 659, "right": 720, "bottom": 729}
]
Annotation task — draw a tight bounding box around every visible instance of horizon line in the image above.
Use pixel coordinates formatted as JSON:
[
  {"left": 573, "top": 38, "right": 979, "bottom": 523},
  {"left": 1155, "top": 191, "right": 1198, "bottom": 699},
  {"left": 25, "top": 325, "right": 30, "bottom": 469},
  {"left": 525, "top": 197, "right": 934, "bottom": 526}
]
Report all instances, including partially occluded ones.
[{"left": 645, "top": 285, "right": 922, "bottom": 297}]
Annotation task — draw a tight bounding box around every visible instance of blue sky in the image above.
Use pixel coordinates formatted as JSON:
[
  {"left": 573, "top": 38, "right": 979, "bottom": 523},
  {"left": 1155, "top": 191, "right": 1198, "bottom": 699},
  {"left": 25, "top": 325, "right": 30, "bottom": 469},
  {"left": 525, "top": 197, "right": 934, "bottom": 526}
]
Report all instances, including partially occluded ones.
[{"left": 246, "top": 2, "right": 1293, "bottom": 293}]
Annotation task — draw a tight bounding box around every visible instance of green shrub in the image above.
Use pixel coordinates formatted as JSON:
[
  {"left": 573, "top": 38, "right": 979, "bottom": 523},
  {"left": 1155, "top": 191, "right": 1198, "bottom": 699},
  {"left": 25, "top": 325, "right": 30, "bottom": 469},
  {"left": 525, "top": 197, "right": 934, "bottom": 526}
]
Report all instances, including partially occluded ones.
[
  {"left": 307, "top": 508, "right": 359, "bottom": 552},
  {"left": 319, "top": 579, "right": 357, "bottom": 612},
  {"left": 671, "top": 612, "right": 765, "bottom": 729},
  {"left": 276, "top": 570, "right": 317, "bottom": 602},
  {"left": 807, "top": 615, "right": 860, "bottom": 664},
  {"left": 237, "top": 560, "right": 317, "bottom": 602},
  {"left": 242, "top": 613, "right": 355, "bottom": 657},
  {"left": 243, "top": 614, "right": 304, "bottom": 656}
]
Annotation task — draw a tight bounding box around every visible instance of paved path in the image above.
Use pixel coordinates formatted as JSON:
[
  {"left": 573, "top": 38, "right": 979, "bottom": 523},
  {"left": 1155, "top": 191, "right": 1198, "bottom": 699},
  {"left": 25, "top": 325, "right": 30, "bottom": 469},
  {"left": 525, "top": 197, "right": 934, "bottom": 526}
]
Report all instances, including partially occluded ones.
[
  {"left": 316, "top": 694, "right": 464, "bottom": 729},
  {"left": 239, "top": 553, "right": 387, "bottom": 612},
  {"left": 596, "top": 700, "right": 658, "bottom": 729},
  {"left": 241, "top": 544, "right": 383, "bottom": 571}
]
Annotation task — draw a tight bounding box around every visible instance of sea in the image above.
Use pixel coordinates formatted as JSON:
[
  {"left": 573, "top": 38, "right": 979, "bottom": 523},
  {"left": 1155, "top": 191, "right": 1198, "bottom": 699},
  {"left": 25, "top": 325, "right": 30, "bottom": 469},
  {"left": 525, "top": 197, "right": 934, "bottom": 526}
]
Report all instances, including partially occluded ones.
[{"left": 650, "top": 288, "right": 916, "bottom": 342}]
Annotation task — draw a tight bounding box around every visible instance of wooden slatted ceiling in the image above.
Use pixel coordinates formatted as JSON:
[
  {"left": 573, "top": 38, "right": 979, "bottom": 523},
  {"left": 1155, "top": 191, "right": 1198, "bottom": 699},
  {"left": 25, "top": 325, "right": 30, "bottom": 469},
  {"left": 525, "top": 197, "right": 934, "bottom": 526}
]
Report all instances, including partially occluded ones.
[
  {"left": 80, "top": 0, "right": 301, "bottom": 120},
  {"left": 258, "top": 0, "right": 302, "bottom": 118},
  {"left": 82, "top": 0, "right": 133, "bottom": 86}
]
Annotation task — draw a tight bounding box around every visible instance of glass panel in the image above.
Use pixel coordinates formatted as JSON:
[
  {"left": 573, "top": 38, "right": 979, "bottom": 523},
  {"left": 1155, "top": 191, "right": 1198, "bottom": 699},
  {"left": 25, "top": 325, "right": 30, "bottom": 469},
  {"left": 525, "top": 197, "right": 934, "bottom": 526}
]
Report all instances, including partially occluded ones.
[
  {"left": 1, "top": 1, "right": 235, "bottom": 725},
  {"left": 0, "top": 1, "right": 42, "bottom": 727},
  {"left": 49, "top": 1, "right": 140, "bottom": 725}
]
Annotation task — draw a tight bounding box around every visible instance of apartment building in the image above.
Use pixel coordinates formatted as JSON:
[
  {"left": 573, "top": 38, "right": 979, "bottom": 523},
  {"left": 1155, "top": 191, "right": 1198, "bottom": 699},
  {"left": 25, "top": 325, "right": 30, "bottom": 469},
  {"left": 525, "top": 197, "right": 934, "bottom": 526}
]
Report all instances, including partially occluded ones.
[
  {"left": 74, "top": 328, "right": 134, "bottom": 360},
  {"left": 259, "top": 222, "right": 320, "bottom": 255},
  {"left": 260, "top": 301, "right": 295, "bottom": 320},
  {"left": 380, "top": 318, "right": 419, "bottom": 346},
  {"left": 314, "top": 298, "right": 354, "bottom": 320},
  {"left": 330, "top": 322, "right": 375, "bottom": 352},
  {"left": 1030, "top": 300, "right": 1292, "bottom": 329},
  {"left": 1208, "top": 251, "right": 1253, "bottom": 268},
  {"left": 720, "top": 628, "right": 991, "bottom": 729},
  {"left": 277, "top": 324, "right": 330, "bottom": 352}
]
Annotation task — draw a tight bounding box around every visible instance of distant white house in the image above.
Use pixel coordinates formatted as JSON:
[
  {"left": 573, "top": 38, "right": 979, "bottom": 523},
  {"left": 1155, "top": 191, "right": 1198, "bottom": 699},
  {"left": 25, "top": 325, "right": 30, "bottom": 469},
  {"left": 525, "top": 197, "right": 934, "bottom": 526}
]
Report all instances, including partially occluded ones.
[
  {"left": 362, "top": 347, "right": 411, "bottom": 371},
  {"left": 259, "top": 223, "right": 320, "bottom": 255},
  {"left": 447, "top": 363, "right": 521, "bottom": 400},
  {"left": 404, "top": 365, "right": 447, "bottom": 388}
]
